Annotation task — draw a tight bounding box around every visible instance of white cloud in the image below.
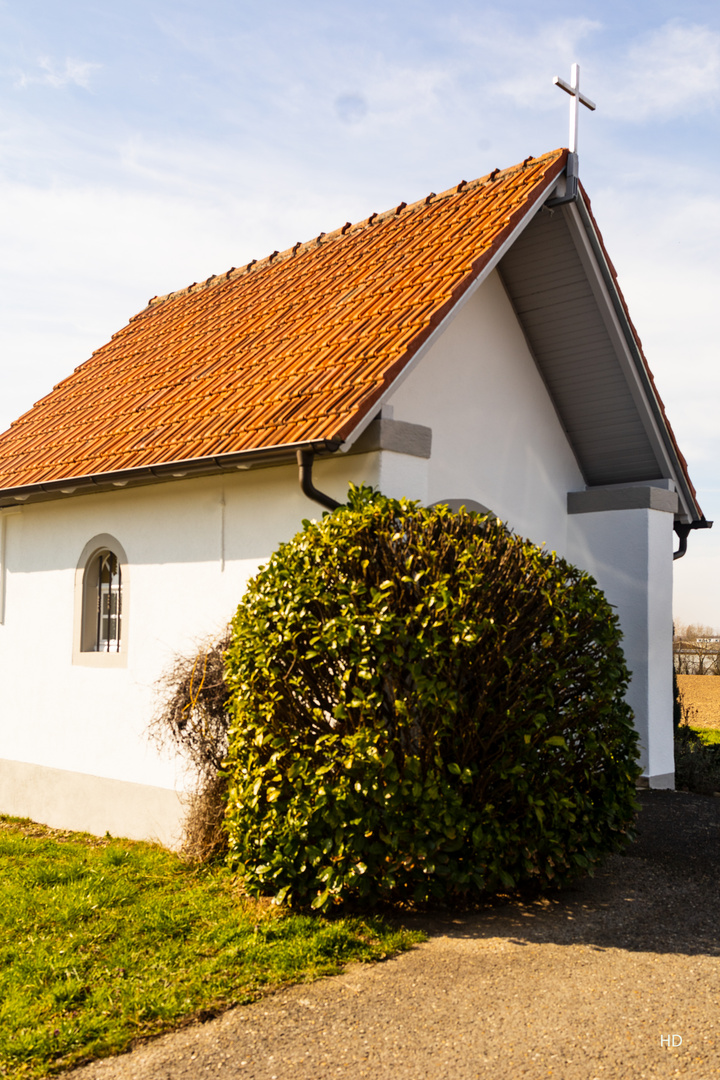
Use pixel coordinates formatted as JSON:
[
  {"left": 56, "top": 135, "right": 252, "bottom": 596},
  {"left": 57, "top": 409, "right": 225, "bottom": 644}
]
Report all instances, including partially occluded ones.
[
  {"left": 673, "top": 548, "right": 720, "bottom": 626},
  {"left": 443, "top": 15, "right": 720, "bottom": 127},
  {"left": 604, "top": 21, "right": 720, "bottom": 120},
  {"left": 598, "top": 178, "right": 720, "bottom": 461},
  {"left": 591, "top": 163, "right": 720, "bottom": 623},
  {"left": 433, "top": 14, "right": 604, "bottom": 115},
  {"left": 0, "top": 169, "right": 374, "bottom": 435},
  {"left": 365, "top": 62, "right": 452, "bottom": 126},
  {"left": 452, "top": 16, "right": 602, "bottom": 109},
  {"left": 15, "top": 56, "right": 101, "bottom": 90}
]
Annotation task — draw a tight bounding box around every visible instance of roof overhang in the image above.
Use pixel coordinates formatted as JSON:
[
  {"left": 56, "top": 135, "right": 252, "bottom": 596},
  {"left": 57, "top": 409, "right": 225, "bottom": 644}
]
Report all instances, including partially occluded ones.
[
  {"left": 566, "top": 193, "right": 701, "bottom": 523},
  {"left": 0, "top": 440, "right": 341, "bottom": 510},
  {"left": 500, "top": 190, "right": 703, "bottom": 523},
  {"left": 342, "top": 167, "right": 704, "bottom": 525}
]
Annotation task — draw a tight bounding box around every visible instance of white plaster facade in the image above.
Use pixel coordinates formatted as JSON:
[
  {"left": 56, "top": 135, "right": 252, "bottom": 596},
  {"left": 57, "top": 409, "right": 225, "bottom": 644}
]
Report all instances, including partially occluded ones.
[
  {"left": 0, "top": 454, "right": 384, "bottom": 846},
  {"left": 567, "top": 504, "right": 675, "bottom": 783},
  {"left": 0, "top": 270, "right": 678, "bottom": 845},
  {"left": 386, "top": 270, "right": 586, "bottom": 553}
]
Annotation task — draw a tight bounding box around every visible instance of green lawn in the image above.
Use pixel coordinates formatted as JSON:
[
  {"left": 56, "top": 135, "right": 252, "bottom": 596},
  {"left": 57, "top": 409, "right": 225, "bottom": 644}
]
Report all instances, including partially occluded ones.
[
  {"left": 0, "top": 816, "right": 423, "bottom": 1078},
  {"left": 690, "top": 726, "right": 720, "bottom": 746}
]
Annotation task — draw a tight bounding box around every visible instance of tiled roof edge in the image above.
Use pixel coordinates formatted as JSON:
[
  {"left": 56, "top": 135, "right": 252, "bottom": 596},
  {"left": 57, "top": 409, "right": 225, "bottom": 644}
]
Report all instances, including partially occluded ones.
[
  {"left": 134, "top": 149, "right": 568, "bottom": 321},
  {"left": 329, "top": 150, "right": 570, "bottom": 444},
  {"left": 0, "top": 439, "right": 343, "bottom": 508}
]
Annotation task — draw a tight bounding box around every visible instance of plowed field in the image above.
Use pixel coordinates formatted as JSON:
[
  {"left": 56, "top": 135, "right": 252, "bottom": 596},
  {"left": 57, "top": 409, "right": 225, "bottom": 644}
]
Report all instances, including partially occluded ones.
[{"left": 676, "top": 673, "right": 720, "bottom": 728}]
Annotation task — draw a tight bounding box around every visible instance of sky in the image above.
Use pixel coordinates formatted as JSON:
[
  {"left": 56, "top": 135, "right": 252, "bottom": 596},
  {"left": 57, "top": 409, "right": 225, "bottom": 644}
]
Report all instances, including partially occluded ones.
[{"left": 0, "top": 0, "right": 718, "bottom": 624}]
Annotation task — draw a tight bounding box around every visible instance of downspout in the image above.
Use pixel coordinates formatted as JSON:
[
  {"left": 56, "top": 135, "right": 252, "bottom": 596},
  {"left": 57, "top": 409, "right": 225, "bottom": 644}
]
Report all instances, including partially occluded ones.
[
  {"left": 296, "top": 449, "right": 341, "bottom": 512},
  {"left": 674, "top": 519, "right": 713, "bottom": 561},
  {"left": 545, "top": 152, "right": 579, "bottom": 207}
]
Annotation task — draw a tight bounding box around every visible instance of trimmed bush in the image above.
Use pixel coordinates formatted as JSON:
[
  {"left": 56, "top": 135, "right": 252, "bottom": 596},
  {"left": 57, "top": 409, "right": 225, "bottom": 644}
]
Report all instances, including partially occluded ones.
[{"left": 224, "top": 486, "right": 640, "bottom": 910}]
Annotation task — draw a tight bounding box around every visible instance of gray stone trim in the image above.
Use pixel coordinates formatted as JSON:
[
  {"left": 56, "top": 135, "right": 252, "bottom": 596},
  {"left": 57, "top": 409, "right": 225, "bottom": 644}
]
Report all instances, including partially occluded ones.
[
  {"left": 72, "top": 650, "right": 128, "bottom": 669},
  {"left": 568, "top": 486, "right": 679, "bottom": 515},
  {"left": 346, "top": 418, "right": 432, "bottom": 459},
  {"left": 0, "top": 757, "right": 184, "bottom": 847},
  {"left": 648, "top": 771, "right": 675, "bottom": 790}
]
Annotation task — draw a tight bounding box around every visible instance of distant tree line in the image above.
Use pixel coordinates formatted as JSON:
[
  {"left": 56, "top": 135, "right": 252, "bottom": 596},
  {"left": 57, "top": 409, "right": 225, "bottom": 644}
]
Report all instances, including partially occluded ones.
[{"left": 674, "top": 624, "right": 720, "bottom": 675}]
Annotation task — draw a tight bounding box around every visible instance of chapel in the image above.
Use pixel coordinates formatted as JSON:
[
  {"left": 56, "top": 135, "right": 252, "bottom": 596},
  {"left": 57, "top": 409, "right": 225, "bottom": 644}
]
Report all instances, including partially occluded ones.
[{"left": 0, "top": 146, "right": 707, "bottom": 845}]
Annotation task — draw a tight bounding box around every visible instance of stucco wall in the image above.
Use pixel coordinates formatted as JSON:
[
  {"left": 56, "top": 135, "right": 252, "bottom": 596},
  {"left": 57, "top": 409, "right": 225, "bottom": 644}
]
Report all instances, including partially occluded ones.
[
  {"left": 385, "top": 269, "right": 586, "bottom": 557},
  {"left": 568, "top": 506, "right": 675, "bottom": 784},
  {"left": 0, "top": 452, "right": 382, "bottom": 811}
]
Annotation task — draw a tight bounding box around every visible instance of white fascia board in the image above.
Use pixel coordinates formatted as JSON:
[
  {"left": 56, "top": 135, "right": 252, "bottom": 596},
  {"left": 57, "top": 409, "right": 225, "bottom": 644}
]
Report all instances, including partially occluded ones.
[
  {"left": 339, "top": 172, "right": 566, "bottom": 452},
  {"left": 563, "top": 199, "right": 700, "bottom": 522}
]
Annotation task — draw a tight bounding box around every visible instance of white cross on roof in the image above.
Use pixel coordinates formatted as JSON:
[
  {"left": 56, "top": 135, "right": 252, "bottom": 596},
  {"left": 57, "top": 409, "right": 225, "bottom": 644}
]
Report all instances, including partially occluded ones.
[{"left": 553, "top": 63, "right": 596, "bottom": 155}]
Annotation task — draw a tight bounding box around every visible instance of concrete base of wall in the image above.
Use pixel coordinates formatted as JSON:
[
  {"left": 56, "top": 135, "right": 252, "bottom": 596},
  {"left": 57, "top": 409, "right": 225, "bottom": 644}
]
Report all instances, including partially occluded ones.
[
  {"left": 647, "top": 771, "right": 675, "bottom": 790},
  {"left": 0, "top": 758, "right": 185, "bottom": 849}
]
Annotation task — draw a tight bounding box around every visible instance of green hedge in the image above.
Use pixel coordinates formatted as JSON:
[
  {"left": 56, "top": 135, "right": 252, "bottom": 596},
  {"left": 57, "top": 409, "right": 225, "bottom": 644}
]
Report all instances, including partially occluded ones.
[{"left": 224, "top": 487, "right": 639, "bottom": 909}]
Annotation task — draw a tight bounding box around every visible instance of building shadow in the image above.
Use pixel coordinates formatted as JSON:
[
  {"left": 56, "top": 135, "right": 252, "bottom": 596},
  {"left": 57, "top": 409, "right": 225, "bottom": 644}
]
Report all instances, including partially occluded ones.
[{"left": 400, "top": 790, "right": 720, "bottom": 958}]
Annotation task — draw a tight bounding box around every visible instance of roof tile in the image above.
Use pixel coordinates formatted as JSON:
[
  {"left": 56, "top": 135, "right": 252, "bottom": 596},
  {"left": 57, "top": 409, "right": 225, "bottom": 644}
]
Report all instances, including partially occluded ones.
[{"left": 0, "top": 151, "right": 571, "bottom": 490}]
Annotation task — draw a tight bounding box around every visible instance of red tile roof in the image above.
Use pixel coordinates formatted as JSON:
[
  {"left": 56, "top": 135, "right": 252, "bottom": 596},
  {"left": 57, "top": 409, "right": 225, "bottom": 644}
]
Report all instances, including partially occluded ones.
[{"left": 0, "top": 149, "right": 568, "bottom": 491}]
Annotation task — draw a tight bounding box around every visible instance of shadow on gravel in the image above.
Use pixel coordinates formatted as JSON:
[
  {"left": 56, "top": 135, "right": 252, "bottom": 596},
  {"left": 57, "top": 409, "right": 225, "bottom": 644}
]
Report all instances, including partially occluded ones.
[{"left": 404, "top": 790, "right": 720, "bottom": 958}]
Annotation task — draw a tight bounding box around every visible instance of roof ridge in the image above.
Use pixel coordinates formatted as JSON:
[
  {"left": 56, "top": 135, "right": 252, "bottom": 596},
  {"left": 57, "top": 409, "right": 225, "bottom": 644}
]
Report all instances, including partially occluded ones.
[{"left": 135, "top": 148, "right": 566, "bottom": 319}]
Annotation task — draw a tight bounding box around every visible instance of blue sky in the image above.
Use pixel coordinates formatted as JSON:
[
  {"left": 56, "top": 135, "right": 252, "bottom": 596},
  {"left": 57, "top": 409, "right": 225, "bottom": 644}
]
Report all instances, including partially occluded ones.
[{"left": 0, "top": 0, "right": 718, "bottom": 623}]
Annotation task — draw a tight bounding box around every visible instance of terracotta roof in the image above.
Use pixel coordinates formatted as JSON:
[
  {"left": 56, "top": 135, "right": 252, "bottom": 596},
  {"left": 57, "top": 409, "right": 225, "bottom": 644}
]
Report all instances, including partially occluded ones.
[{"left": 0, "top": 149, "right": 569, "bottom": 491}]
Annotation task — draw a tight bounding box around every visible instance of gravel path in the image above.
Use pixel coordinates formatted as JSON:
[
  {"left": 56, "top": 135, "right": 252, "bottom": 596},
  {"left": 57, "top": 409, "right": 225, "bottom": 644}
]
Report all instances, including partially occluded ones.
[{"left": 62, "top": 791, "right": 720, "bottom": 1080}]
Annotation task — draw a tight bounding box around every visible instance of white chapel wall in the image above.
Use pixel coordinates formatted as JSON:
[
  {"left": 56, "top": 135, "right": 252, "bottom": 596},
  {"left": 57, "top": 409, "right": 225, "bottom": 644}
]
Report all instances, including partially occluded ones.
[
  {"left": 0, "top": 452, "right": 384, "bottom": 842},
  {"left": 567, "top": 506, "right": 676, "bottom": 784},
  {"left": 384, "top": 269, "right": 586, "bottom": 557}
]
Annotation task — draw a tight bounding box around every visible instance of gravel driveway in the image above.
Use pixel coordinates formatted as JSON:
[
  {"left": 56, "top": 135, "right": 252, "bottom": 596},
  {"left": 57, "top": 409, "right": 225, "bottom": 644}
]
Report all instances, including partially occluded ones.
[{"left": 62, "top": 791, "right": 720, "bottom": 1080}]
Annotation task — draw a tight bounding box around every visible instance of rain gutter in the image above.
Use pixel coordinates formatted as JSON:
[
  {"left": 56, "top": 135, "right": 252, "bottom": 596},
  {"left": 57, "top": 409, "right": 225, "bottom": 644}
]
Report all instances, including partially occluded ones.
[
  {"left": 673, "top": 520, "right": 713, "bottom": 561},
  {"left": 0, "top": 439, "right": 343, "bottom": 510}
]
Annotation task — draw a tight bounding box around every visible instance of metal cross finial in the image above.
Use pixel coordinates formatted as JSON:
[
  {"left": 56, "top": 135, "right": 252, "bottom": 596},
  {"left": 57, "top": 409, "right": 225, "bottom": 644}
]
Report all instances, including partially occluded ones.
[{"left": 553, "top": 63, "right": 596, "bottom": 155}]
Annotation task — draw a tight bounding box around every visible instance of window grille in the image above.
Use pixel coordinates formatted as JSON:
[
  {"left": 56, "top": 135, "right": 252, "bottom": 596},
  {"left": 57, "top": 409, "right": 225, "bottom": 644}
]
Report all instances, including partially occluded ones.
[
  {"left": 95, "top": 551, "right": 121, "bottom": 652},
  {"left": 76, "top": 536, "right": 127, "bottom": 662}
]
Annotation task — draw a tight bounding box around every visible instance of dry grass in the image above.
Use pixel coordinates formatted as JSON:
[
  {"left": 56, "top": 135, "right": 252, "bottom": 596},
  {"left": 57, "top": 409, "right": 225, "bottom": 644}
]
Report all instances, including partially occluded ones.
[
  {"left": 676, "top": 674, "right": 720, "bottom": 729},
  {"left": 182, "top": 775, "right": 229, "bottom": 863},
  {"left": 149, "top": 632, "right": 232, "bottom": 861}
]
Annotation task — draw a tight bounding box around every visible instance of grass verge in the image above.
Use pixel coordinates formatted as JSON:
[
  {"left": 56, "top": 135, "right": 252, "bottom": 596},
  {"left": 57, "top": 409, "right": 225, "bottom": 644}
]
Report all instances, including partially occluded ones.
[
  {"left": 0, "top": 816, "right": 424, "bottom": 1079},
  {"left": 690, "top": 726, "right": 720, "bottom": 746},
  {"left": 675, "top": 727, "right": 720, "bottom": 794}
]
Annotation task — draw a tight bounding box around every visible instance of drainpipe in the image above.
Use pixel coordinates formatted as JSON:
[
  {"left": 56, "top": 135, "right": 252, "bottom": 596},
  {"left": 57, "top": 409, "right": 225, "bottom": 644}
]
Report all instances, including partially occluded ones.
[
  {"left": 674, "top": 519, "right": 713, "bottom": 561},
  {"left": 545, "top": 152, "right": 579, "bottom": 207},
  {"left": 297, "top": 449, "right": 341, "bottom": 512}
]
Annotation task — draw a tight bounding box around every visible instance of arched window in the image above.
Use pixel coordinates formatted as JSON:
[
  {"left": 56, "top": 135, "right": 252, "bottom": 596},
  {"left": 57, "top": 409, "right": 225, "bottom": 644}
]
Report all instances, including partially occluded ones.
[
  {"left": 73, "top": 535, "right": 128, "bottom": 666},
  {"left": 84, "top": 550, "right": 122, "bottom": 652}
]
